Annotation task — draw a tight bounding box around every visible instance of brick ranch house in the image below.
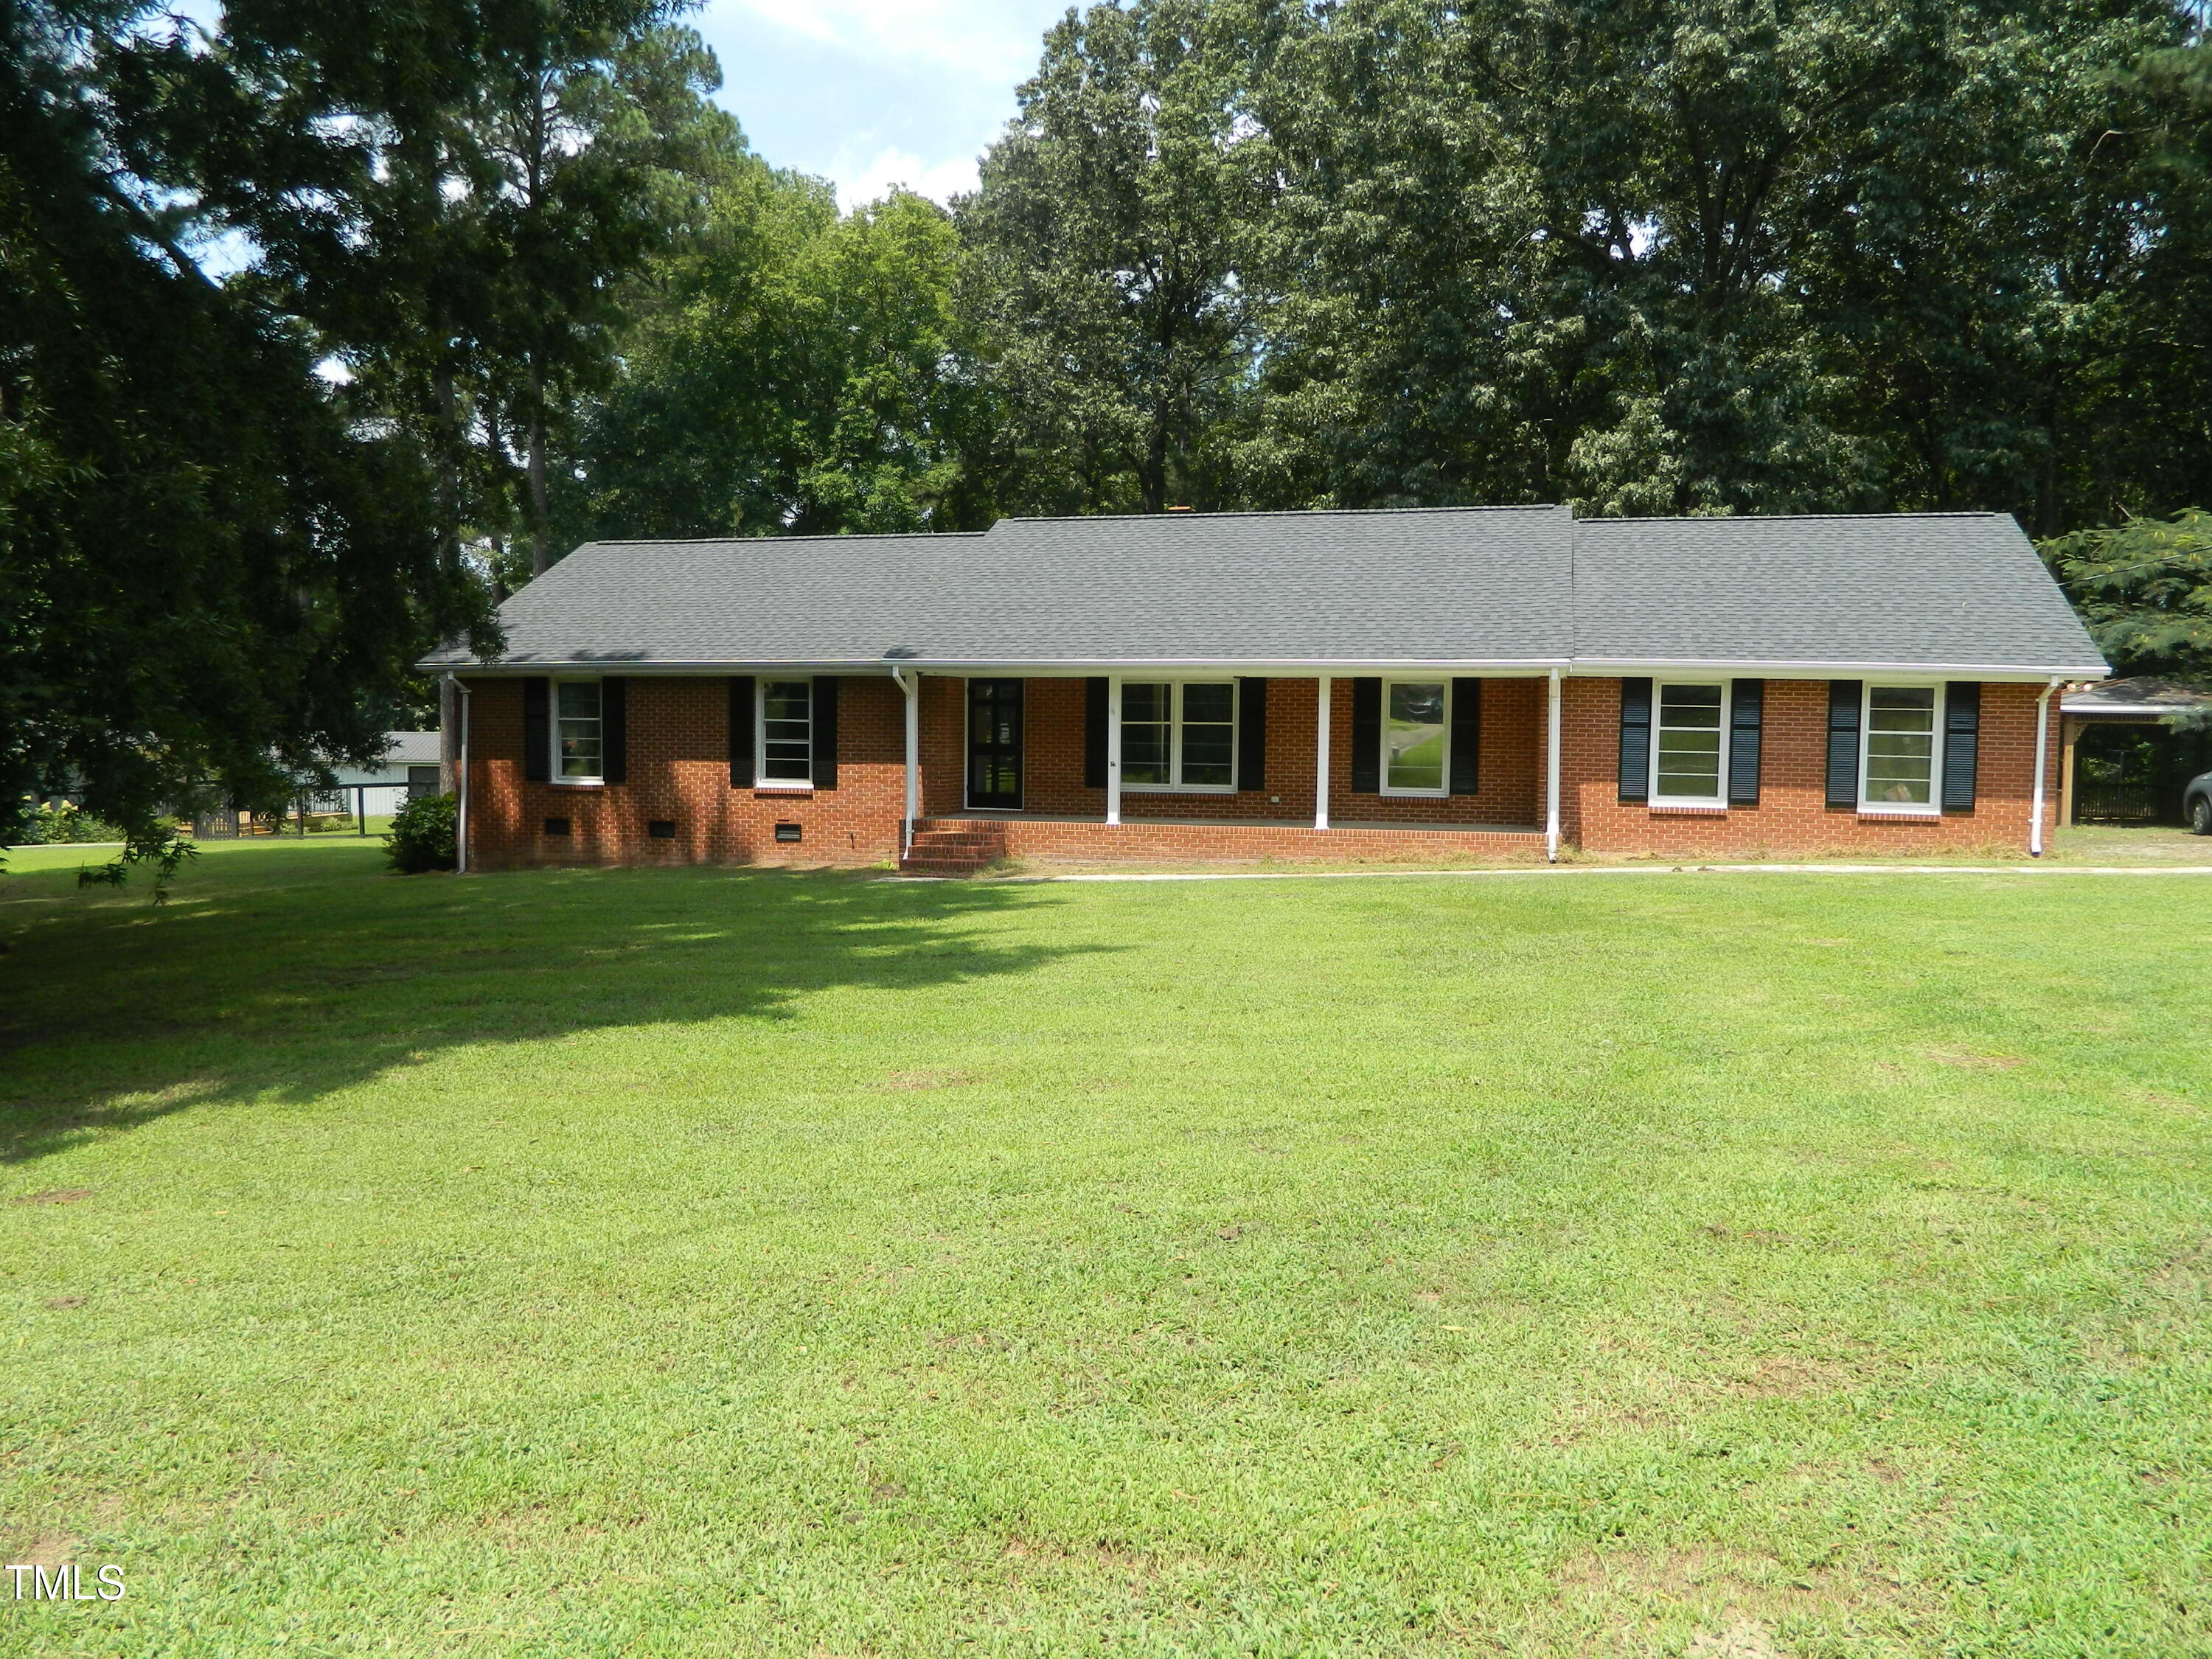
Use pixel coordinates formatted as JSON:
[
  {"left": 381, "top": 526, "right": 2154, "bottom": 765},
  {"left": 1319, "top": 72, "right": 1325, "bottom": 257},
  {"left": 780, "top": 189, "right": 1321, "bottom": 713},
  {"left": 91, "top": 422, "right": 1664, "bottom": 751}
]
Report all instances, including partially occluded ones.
[{"left": 421, "top": 506, "right": 2107, "bottom": 874}]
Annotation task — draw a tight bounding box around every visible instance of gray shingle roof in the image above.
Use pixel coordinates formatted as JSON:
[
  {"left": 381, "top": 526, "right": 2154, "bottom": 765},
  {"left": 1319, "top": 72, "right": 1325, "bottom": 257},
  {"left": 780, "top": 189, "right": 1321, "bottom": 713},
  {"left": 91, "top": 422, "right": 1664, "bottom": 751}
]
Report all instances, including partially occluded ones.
[
  {"left": 422, "top": 505, "right": 2105, "bottom": 678},
  {"left": 1571, "top": 512, "right": 2104, "bottom": 675},
  {"left": 424, "top": 507, "right": 1574, "bottom": 669}
]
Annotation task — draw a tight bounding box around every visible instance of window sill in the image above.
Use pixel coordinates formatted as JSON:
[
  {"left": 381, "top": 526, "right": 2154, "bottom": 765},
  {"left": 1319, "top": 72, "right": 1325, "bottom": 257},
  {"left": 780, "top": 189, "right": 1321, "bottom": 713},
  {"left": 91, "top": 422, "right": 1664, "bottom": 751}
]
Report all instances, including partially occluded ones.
[
  {"left": 549, "top": 778, "right": 605, "bottom": 789},
  {"left": 1648, "top": 802, "right": 1728, "bottom": 815},
  {"left": 1121, "top": 785, "right": 1237, "bottom": 796},
  {"left": 754, "top": 782, "right": 814, "bottom": 796},
  {"left": 1857, "top": 807, "right": 1940, "bottom": 821}
]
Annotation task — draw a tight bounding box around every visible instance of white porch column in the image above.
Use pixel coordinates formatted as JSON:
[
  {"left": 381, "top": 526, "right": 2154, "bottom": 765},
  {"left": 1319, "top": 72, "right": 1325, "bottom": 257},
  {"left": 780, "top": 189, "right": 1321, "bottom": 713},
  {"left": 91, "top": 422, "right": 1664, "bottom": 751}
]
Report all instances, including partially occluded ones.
[
  {"left": 1106, "top": 675, "right": 1123, "bottom": 827},
  {"left": 900, "top": 669, "right": 919, "bottom": 860},
  {"left": 1544, "top": 668, "right": 1562, "bottom": 863},
  {"left": 1314, "top": 674, "right": 1332, "bottom": 831}
]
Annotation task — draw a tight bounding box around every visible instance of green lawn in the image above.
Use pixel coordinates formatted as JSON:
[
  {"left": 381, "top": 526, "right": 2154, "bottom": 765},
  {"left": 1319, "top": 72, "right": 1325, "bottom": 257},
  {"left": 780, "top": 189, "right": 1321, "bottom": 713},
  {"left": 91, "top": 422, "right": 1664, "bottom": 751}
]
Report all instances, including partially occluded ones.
[{"left": 3, "top": 843, "right": 2208, "bottom": 1658}]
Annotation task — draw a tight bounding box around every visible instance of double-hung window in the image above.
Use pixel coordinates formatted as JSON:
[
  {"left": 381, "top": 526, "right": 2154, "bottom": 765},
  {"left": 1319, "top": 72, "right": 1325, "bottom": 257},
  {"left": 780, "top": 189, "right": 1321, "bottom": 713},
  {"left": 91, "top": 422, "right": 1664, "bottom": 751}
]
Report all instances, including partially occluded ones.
[
  {"left": 1651, "top": 681, "right": 1727, "bottom": 805},
  {"left": 758, "top": 679, "right": 813, "bottom": 787},
  {"left": 1381, "top": 679, "right": 1449, "bottom": 796},
  {"left": 1120, "top": 680, "right": 1237, "bottom": 791},
  {"left": 554, "top": 679, "right": 603, "bottom": 783},
  {"left": 1862, "top": 684, "right": 1939, "bottom": 810}
]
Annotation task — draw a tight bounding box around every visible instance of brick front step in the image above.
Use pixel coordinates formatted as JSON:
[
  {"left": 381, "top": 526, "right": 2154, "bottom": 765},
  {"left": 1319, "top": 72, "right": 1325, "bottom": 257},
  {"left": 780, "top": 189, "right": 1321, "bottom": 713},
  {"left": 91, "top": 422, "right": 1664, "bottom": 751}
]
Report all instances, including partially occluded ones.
[{"left": 902, "top": 820, "right": 1009, "bottom": 877}]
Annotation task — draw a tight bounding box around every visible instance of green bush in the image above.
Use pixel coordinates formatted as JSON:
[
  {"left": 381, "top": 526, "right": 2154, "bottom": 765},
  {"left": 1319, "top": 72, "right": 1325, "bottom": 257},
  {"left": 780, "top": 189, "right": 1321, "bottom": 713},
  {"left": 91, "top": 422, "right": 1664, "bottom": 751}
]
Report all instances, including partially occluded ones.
[
  {"left": 383, "top": 793, "right": 457, "bottom": 874},
  {"left": 21, "top": 801, "right": 128, "bottom": 844}
]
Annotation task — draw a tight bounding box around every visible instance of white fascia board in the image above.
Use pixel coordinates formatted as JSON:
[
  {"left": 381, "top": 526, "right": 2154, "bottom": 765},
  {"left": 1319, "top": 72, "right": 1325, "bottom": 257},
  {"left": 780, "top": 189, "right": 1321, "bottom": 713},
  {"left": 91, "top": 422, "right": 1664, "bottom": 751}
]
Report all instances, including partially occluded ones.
[
  {"left": 423, "top": 660, "right": 908, "bottom": 676},
  {"left": 1569, "top": 658, "right": 2110, "bottom": 682},
  {"left": 2062, "top": 703, "right": 2202, "bottom": 717},
  {"left": 885, "top": 659, "right": 1571, "bottom": 676}
]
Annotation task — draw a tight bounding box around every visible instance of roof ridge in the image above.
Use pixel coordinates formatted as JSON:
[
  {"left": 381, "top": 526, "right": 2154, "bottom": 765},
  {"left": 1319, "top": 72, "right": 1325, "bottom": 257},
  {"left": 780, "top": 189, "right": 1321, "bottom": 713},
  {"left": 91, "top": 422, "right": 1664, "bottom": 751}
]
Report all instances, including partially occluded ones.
[
  {"left": 1580, "top": 510, "right": 2006, "bottom": 525},
  {"left": 575, "top": 530, "right": 988, "bottom": 548},
  {"left": 992, "top": 504, "right": 1565, "bottom": 526}
]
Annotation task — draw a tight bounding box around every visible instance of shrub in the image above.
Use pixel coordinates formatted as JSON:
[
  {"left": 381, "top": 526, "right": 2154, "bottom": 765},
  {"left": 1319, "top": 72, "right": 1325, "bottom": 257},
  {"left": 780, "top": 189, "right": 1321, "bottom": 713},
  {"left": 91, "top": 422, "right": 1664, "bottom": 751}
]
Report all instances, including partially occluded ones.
[
  {"left": 383, "top": 793, "right": 457, "bottom": 874},
  {"left": 21, "top": 802, "right": 128, "bottom": 844}
]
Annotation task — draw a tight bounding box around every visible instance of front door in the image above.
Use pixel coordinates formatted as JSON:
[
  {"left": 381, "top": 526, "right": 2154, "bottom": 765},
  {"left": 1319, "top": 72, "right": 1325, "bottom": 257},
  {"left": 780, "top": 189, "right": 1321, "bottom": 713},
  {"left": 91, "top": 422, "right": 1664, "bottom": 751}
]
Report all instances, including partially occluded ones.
[{"left": 967, "top": 679, "right": 1023, "bottom": 810}]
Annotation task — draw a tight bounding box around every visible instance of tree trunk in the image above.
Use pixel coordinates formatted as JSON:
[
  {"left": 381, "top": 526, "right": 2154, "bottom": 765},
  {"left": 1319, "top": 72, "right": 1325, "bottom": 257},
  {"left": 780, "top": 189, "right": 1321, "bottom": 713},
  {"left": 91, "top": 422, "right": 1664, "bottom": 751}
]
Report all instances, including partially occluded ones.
[
  {"left": 433, "top": 362, "right": 463, "bottom": 567},
  {"left": 439, "top": 675, "right": 461, "bottom": 797},
  {"left": 528, "top": 360, "right": 550, "bottom": 577}
]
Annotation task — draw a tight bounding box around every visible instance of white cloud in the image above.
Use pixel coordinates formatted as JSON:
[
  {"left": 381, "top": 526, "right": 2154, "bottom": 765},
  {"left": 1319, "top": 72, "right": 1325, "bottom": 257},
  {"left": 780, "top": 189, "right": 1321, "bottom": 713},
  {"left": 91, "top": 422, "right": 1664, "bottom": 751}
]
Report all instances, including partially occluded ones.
[{"left": 834, "top": 145, "right": 980, "bottom": 210}]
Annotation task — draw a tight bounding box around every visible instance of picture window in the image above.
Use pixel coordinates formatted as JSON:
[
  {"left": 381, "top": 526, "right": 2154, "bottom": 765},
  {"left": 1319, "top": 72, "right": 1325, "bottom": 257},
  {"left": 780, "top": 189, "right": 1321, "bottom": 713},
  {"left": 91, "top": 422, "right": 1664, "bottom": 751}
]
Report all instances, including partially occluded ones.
[{"left": 1381, "top": 680, "right": 1449, "bottom": 796}]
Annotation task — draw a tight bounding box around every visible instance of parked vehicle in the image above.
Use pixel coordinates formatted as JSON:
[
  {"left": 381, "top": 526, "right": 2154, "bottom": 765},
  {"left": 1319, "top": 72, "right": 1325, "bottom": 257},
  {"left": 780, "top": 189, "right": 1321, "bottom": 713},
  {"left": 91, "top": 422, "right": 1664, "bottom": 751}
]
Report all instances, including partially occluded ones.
[{"left": 2188, "top": 771, "right": 2212, "bottom": 835}]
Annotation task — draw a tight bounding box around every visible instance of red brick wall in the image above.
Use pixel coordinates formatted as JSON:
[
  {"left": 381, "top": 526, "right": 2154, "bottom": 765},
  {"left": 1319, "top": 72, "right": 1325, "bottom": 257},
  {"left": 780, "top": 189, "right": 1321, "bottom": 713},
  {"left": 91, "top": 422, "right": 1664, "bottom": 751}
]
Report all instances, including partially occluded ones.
[
  {"left": 461, "top": 670, "right": 2061, "bottom": 869},
  {"left": 462, "top": 675, "right": 908, "bottom": 869},
  {"left": 1562, "top": 678, "right": 2061, "bottom": 857}
]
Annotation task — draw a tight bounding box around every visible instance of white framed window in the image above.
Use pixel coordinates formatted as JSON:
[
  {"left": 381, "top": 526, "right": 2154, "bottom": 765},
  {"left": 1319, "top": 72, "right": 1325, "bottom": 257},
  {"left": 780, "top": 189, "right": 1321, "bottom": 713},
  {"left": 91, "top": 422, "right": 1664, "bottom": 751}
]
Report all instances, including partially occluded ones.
[
  {"left": 1381, "top": 679, "right": 1450, "bottom": 796},
  {"left": 1120, "top": 680, "right": 1237, "bottom": 792},
  {"left": 553, "top": 678, "right": 603, "bottom": 785},
  {"left": 1861, "top": 684, "right": 1941, "bottom": 812},
  {"left": 757, "top": 678, "right": 813, "bottom": 787},
  {"left": 1650, "top": 681, "right": 1728, "bottom": 805}
]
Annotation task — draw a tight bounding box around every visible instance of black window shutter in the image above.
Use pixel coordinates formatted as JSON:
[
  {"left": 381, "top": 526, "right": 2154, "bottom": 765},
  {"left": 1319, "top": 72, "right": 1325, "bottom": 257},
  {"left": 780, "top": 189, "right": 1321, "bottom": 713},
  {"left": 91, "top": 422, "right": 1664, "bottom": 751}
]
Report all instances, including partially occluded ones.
[
  {"left": 728, "top": 676, "right": 755, "bottom": 787},
  {"left": 1237, "top": 678, "right": 1267, "bottom": 792},
  {"left": 1727, "top": 679, "right": 1762, "bottom": 806},
  {"left": 1826, "top": 681, "right": 1863, "bottom": 807},
  {"left": 812, "top": 675, "right": 838, "bottom": 789},
  {"left": 523, "top": 677, "right": 550, "bottom": 782},
  {"left": 600, "top": 677, "right": 627, "bottom": 784},
  {"left": 1943, "top": 681, "right": 1980, "bottom": 811},
  {"left": 1349, "top": 678, "right": 1381, "bottom": 793},
  {"left": 1449, "top": 678, "right": 1482, "bottom": 796},
  {"left": 1617, "top": 677, "right": 1652, "bottom": 804},
  {"left": 1084, "top": 678, "right": 1108, "bottom": 788}
]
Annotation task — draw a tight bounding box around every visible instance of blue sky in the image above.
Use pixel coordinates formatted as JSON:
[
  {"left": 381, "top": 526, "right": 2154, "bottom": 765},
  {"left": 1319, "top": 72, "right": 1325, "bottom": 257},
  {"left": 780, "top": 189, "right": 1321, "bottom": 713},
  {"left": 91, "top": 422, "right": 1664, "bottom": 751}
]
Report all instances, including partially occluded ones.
[{"left": 695, "top": 1, "right": 1074, "bottom": 209}]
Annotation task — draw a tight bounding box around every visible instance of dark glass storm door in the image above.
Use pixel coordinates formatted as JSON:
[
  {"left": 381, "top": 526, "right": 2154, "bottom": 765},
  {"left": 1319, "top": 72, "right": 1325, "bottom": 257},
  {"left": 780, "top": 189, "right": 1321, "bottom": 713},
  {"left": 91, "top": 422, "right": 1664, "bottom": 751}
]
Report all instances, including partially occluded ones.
[{"left": 967, "top": 679, "right": 1023, "bottom": 810}]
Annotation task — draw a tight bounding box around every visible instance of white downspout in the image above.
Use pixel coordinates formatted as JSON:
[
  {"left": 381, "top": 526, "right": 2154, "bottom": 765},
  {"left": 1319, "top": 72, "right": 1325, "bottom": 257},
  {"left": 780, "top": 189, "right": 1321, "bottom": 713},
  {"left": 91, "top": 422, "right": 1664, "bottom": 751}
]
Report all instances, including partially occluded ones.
[
  {"left": 1314, "top": 674, "right": 1332, "bottom": 831},
  {"left": 2030, "top": 676, "right": 2060, "bottom": 857},
  {"left": 1544, "top": 668, "right": 1562, "bottom": 863},
  {"left": 1105, "top": 676, "right": 1123, "bottom": 827},
  {"left": 448, "top": 673, "right": 471, "bottom": 874},
  {"left": 893, "top": 667, "right": 919, "bottom": 862}
]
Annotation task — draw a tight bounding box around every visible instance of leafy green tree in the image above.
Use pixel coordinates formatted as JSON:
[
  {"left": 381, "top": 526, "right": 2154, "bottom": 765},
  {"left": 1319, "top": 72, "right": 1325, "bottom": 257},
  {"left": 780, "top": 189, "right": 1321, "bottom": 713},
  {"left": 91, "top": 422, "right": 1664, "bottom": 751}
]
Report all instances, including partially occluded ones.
[
  {"left": 1237, "top": 0, "right": 2204, "bottom": 526},
  {"left": 568, "top": 171, "right": 986, "bottom": 538},
  {"left": 0, "top": 0, "right": 497, "bottom": 864},
  {"left": 960, "top": 0, "right": 1265, "bottom": 515},
  {"left": 2042, "top": 509, "right": 2212, "bottom": 684}
]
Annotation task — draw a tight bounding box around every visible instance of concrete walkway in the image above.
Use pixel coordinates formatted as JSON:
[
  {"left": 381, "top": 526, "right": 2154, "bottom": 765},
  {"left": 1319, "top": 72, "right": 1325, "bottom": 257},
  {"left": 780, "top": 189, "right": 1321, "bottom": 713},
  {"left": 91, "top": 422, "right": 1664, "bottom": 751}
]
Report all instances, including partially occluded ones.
[{"left": 884, "top": 860, "right": 2212, "bottom": 885}]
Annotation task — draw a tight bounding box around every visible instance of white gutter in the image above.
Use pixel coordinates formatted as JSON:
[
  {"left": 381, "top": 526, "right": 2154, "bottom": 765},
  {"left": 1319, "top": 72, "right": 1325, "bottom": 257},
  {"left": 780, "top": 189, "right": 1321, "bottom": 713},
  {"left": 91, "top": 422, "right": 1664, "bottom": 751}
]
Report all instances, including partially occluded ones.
[
  {"left": 419, "top": 656, "right": 2109, "bottom": 684},
  {"left": 1571, "top": 658, "right": 2109, "bottom": 681},
  {"left": 1545, "top": 669, "right": 1562, "bottom": 863},
  {"left": 447, "top": 674, "right": 472, "bottom": 874},
  {"left": 2031, "top": 676, "right": 2060, "bottom": 857}
]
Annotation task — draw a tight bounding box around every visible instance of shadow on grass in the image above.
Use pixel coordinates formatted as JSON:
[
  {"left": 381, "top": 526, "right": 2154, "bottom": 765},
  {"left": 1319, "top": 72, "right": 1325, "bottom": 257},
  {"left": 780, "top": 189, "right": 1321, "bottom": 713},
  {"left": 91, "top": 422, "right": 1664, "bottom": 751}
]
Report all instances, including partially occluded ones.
[{"left": 0, "top": 847, "right": 1102, "bottom": 1164}]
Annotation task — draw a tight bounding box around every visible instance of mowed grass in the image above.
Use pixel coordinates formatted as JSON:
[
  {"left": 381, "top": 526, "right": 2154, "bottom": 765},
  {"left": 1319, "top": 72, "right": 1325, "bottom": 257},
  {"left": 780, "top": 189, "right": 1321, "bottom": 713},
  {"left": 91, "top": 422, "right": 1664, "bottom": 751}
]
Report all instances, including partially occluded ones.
[{"left": 2, "top": 844, "right": 2209, "bottom": 1658}]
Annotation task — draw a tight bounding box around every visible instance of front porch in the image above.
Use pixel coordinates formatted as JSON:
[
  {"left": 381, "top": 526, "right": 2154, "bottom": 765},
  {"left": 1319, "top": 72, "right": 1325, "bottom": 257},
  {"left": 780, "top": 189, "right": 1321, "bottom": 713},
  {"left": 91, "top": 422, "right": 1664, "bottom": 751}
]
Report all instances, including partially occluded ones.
[
  {"left": 891, "top": 672, "right": 1562, "bottom": 874},
  {"left": 901, "top": 813, "right": 1548, "bottom": 874}
]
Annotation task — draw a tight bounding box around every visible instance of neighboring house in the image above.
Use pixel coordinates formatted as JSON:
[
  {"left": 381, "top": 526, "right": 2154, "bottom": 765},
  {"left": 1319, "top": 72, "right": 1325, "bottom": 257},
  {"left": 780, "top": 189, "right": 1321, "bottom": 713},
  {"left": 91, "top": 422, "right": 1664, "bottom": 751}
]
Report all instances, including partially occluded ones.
[
  {"left": 2059, "top": 679, "right": 2212, "bottom": 826},
  {"left": 420, "top": 507, "right": 2105, "bottom": 874},
  {"left": 326, "top": 732, "right": 445, "bottom": 802}
]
